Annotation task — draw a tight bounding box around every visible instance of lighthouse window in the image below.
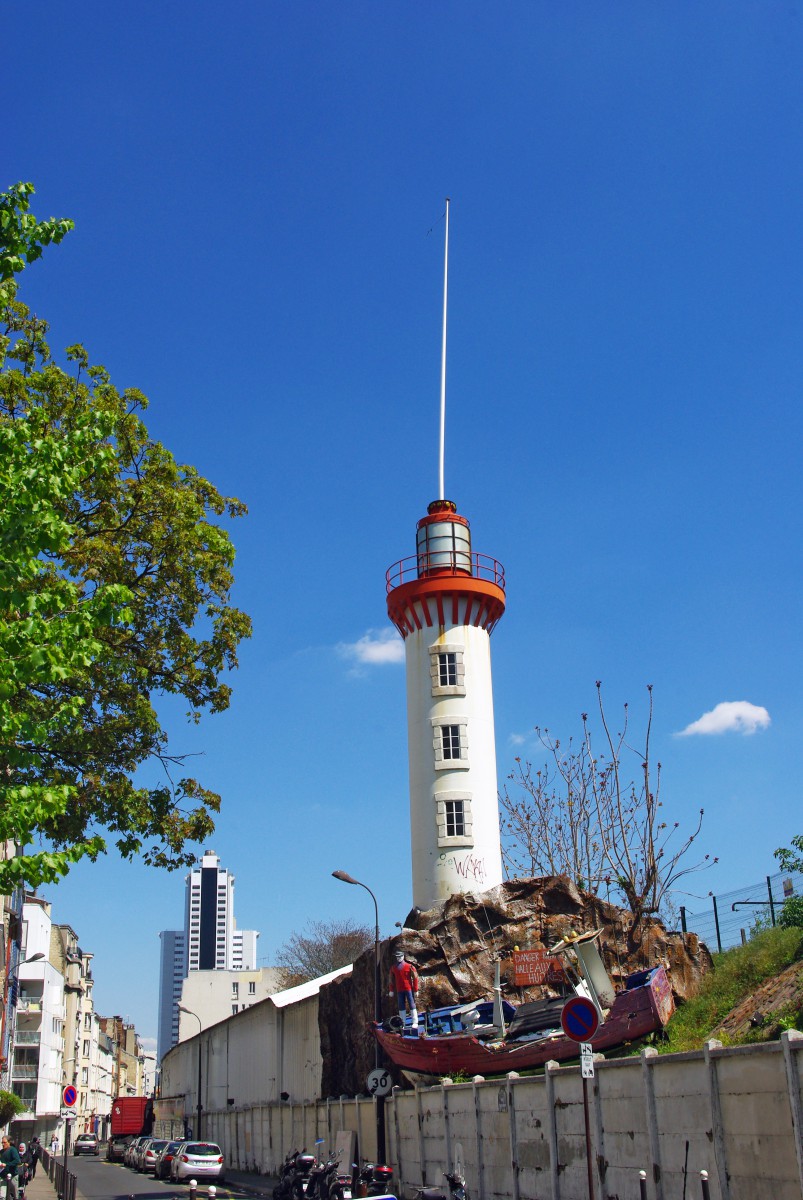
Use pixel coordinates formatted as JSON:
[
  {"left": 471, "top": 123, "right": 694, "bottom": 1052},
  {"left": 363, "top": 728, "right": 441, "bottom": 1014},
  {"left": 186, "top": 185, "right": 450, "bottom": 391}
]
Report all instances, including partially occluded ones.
[
  {"left": 445, "top": 801, "right": 465, "bottom": 837},
  {"left": 441, "top": 725, "right": 461, "bottom": 759},
  {"left": 435, "top": 791, "right": 473, "bottom": 846},
  {"left": 432, "top": 719, "right": 469, "bottom": 768},
  {"left": 439, "top": 653, "right": 457, "bottom": 687},
  {"left": 429, "top": 644, "right": 465, "bottom": 696}
]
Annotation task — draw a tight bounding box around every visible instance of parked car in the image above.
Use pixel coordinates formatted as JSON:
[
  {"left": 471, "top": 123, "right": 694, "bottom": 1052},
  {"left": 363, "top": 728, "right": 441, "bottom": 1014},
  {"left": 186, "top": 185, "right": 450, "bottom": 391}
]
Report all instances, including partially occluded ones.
[
  {"left": 170, "top": 1142, "right": 226, "bottom": 1183},
  {"left": 153, "top": 1141, "right": 183, "bottom": 1180},
  {"left": 124, "top": 1136, "right": 147, "bottom": 1167},
  {"left": 107, "top": 1133, "right": 132, "bottom": 1163},
  {"left": 73, "top": 1133, "right": 100, "bottom": 1157},
  {"left": 140, "top": 1139, "right": 169, "bottom": 1174},
  {"left": 133, "top": 1138, "right": 155, "bottom": 1171}
]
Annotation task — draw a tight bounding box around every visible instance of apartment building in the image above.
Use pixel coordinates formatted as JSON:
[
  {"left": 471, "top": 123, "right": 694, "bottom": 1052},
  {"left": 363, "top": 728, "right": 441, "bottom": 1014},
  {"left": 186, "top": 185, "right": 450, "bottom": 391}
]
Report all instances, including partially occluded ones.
[
  {"left": 7, "top": 897, "right": 65, "bottom": 1142},
  {"left": 157, "top": 851, "right": 260, "bottom": 1062}
]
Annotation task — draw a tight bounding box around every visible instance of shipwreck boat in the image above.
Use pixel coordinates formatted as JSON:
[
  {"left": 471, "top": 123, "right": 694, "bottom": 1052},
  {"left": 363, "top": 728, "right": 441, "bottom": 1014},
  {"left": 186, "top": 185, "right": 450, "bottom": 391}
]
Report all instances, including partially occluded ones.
[{"left": 372, "top": 930, "right": 675, "bottom": 1084}]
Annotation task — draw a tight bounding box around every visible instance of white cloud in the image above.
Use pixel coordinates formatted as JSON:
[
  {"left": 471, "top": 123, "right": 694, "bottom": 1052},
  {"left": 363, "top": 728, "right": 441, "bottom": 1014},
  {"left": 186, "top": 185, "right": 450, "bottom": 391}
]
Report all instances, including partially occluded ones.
[
  {"left": 677, "top": 700, "right": 771, "bottom": 738},
  {"left": 337, "top": 629, "right": 404, "bottom": 667},
  {"left": 509, "top": 732, "right": 527, "bottom": 746}
]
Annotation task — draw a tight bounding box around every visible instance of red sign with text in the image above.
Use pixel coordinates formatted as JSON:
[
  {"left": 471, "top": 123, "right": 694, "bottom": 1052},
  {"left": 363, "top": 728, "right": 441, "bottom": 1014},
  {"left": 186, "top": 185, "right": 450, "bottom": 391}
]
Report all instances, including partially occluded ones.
[{"left": 513, "top": 949, "right": 565, "bottom": 987}]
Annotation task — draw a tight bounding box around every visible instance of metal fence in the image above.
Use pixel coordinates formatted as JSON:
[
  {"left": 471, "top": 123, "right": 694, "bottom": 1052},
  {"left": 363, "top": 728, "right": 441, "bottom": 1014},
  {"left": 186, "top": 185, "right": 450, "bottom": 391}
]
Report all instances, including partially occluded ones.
[
  {"left": 681, "top": 866, "right": 803, "bottom": 952},
  {"left": 43, "top": 1149, "right": 76, "bottom": 1200}
]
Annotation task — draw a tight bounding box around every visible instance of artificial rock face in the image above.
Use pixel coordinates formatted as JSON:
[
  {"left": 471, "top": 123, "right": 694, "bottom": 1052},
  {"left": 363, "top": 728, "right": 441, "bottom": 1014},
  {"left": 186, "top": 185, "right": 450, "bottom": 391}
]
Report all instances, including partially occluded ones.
[{"left": 318, "top": 875, "right": 712, "bottom": 1098}]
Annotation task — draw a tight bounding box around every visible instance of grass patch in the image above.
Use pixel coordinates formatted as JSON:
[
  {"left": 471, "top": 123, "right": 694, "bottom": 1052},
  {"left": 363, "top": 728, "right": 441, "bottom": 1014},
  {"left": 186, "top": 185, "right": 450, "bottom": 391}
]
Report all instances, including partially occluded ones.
[{"left": 660, "top": 926, "right": 803, "bottom": 1054}]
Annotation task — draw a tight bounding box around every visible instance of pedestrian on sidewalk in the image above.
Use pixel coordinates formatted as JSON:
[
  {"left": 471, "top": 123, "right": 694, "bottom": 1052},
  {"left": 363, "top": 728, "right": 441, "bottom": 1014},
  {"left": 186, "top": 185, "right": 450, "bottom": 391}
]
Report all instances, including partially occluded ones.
[
  {"left": 0, "top": 1134, "right": 21, "bottom": 1200},
  {"left": 18, "top": 1142, "right": 33, "bottom": 1197},
  {"left": 28, "top": 1140, "right": 40, "bottom": 1180}
]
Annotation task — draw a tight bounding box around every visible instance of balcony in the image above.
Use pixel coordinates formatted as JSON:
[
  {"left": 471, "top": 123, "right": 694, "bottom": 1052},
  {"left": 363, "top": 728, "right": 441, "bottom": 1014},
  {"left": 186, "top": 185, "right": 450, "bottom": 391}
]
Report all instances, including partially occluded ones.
[
  {"left": 12, "top": 1065, "right": 39, "bottom": 1080},
  {"left": 15, "top": 1032, "right": 41, "bottom": 1046}
]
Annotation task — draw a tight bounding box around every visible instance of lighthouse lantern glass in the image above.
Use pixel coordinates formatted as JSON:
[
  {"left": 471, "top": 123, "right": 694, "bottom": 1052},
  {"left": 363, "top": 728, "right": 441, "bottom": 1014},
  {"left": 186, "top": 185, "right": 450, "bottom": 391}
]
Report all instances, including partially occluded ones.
[{"left": 416, "top": 518, "right": 472, "bottom": 577}]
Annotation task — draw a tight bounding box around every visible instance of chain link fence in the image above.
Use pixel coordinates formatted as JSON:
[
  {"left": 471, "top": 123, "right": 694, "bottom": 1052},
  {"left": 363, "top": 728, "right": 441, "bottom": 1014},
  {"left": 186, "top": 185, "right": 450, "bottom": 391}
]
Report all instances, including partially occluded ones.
[{"left": 680, "top": 866, "right": 803, "bottom": 952}]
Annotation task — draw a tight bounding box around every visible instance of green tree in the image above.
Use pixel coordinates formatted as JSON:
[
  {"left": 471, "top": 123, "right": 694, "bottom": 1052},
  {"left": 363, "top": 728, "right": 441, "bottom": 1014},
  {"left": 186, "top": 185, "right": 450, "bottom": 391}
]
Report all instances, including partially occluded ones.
[
  {"left": 0, "top": 406, "right": 132, "bottom": 889},
  {"left": 775, "top": 835, "right": 803, "bottom": 875},
  {"left": 0, "top": 182, "right": 73, "bottom": 301},
  {"left": 0, "top": 183, "right": 251, "bottom": 888},
  {"left": 778, "top": 895, "right": 803, "bottom": 930}
]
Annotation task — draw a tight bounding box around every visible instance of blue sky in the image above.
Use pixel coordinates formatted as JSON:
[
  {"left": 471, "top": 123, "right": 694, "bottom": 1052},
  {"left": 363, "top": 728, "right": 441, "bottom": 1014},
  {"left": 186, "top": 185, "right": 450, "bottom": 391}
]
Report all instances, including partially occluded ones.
[{"left": 6, "top": 3, "right": 802, "bottom": 1046}]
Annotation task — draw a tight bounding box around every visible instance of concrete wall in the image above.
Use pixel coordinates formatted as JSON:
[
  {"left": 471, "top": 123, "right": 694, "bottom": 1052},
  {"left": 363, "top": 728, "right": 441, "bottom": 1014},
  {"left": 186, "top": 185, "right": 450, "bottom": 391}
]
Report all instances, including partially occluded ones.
[
  {"left": 159, "top": 1032, "right": 803, "bottom": 1200},
  {"left": 159, "top": 968, "right": 351, "bottom": 1115},
  {"left": 153, "top": 1095, "right": 382, "bottom": 1171},
  {"left": 386, "top": 1032, "right": 803, "bottom": 1200}
]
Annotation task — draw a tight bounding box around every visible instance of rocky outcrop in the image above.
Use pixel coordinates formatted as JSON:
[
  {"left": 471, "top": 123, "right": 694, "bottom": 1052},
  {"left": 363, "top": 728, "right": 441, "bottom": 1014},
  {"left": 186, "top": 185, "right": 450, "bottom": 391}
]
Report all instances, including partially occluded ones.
[
  {"left": 318, "top": 875, "right": 712, "bottom": 1097},
  {"left": 712, "top": 958, "right": 803, "bottom": 1043}
]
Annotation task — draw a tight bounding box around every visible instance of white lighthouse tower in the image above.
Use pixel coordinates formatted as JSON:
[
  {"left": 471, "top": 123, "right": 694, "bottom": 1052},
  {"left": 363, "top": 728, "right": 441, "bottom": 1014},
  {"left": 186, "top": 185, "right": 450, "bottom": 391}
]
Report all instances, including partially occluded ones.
[
  {"left": 385, "top": 201, "right": 506, "bottom": 911},
  {"left": 386, "top": 501, "right": 506, "bottom": 911}
]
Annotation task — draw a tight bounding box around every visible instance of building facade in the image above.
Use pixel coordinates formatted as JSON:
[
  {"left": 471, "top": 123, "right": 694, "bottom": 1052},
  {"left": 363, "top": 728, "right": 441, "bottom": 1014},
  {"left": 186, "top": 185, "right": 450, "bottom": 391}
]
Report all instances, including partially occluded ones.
[
  {"left": 8, "top": 898, "right": 65, "bottom": 1140},
  {"left": 178, "top": 967, "right": 285, "bottom": 1038},
  {"left": 157, "top": 851, "right": 260, "bottom": 1062}
]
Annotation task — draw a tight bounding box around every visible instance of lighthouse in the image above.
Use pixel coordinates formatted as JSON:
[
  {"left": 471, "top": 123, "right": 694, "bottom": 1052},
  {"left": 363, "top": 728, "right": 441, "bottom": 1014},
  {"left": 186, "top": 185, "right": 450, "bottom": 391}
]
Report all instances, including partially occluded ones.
[
  {"left": 386, "top": 500, "right": 506, "bottom": 910},
  {"left": 386, "top": 201, "right": 506, "bottom": 912}
]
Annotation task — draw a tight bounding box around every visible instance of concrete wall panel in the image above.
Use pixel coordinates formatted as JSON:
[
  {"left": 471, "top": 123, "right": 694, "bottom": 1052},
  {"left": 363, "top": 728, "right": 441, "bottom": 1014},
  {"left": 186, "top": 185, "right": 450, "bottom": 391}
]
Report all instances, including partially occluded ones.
[{"left": 159, "top": 1026, "right": 803, "bottom": 1199}]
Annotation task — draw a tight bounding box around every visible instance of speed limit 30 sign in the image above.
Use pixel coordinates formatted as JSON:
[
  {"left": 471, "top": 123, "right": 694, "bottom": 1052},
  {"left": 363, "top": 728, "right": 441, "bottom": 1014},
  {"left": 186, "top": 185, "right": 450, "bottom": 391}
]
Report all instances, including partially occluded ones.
[{"left": 366, "top": 1068, "right": 392, "bottom": 1097}]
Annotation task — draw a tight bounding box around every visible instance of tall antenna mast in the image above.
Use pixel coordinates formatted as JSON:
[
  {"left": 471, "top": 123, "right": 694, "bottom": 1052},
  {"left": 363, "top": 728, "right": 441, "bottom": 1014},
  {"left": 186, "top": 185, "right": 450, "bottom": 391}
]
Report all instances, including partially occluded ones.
[{"left": 438, "top": 197, "right": 450, "bottom": 500}]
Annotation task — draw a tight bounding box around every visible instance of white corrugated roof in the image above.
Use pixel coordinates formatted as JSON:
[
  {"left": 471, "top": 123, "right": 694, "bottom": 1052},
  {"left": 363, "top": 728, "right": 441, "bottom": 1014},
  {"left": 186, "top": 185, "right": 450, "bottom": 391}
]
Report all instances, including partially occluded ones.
[{"left": 270, "top": 963, "right": 352, "bottom": 1008}]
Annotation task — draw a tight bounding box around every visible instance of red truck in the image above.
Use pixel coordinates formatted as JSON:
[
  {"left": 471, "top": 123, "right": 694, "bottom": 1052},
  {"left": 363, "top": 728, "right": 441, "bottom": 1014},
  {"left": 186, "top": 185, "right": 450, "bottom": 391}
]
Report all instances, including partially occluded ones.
[{"left": 107, "top": 1096, "right": 153, "bottom": 1161}]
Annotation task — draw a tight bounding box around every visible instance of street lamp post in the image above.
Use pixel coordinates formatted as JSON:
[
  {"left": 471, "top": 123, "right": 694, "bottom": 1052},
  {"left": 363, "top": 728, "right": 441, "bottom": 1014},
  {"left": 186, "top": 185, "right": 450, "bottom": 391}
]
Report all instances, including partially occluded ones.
[
  {"left": 332, "top": 870, "right": 386, "bottom": 1164},
  {"left": 177, "top": 1005, "right": 202, "bottom": 1140},
  {"left": 2, "top": 952, "right": 46, "bottom": 1091},
  {"left": 331, "top": 871, "right": 380, "bottom": 1053}
]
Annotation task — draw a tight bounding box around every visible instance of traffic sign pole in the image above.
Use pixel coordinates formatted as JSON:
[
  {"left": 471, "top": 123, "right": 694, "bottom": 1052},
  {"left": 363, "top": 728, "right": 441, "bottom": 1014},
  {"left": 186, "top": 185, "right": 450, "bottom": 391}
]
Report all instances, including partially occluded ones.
[
  {"left": 582, "top": 1073, "right": 595, "bottom": 1200},
  {"left": 560, "top": 1003, "right": 599, "bottom": 1200}
]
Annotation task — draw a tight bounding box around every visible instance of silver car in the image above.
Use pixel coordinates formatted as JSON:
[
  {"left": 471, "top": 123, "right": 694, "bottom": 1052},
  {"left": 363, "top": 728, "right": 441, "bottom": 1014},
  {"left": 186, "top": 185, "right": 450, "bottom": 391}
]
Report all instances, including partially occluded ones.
[
  {"left": 170, "top": 1141, "right": 225, "bottom": 1183},
  {"left": 140, "top": 1139, "right": 169, "bottom": 1173},
  {"left": 73, "top": 1133, "right": 99, "bottom": 1157},
  {"left": 153, "top": 1140, "right": 183, "bottom": 1180}
]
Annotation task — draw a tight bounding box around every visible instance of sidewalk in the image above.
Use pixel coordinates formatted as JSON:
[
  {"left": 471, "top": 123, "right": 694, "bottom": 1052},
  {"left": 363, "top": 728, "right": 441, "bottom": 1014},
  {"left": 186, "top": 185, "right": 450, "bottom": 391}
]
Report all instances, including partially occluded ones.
[
  {"left": 21, "top": 1171, "right": 57, "bottom": 1200},
  {"left": 224, "top": 1169, "right": 278, "bottom": 1197}
]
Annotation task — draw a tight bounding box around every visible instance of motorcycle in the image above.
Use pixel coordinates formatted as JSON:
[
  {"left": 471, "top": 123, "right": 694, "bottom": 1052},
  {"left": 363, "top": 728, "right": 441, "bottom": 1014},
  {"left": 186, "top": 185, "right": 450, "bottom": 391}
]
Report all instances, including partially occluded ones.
[
  {"left": 275, "top": 1148, "right": 302, "bottom": 1200},
  {"left": 411, "top": 1171, "right": 469, "bottom": 1200},
  {"left": 329, "top": 1161, "right": 354, "bottom": 1200},
  {"left": 303, "top": 1152, "right": 341, "bottom": 1200},
  {"left": 276, "top": 1149, "right": 316, "bottom": 1200},
  {"left": 355, "top": 1160, "right": 395, "bottom": 1197}
]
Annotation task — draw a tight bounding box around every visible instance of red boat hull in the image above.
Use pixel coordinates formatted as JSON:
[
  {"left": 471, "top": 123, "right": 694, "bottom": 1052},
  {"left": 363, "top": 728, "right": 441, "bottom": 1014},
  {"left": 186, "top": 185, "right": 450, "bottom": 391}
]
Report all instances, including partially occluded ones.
[{"left": 373, "top": 967, "right": 674, "bottom": 1080}]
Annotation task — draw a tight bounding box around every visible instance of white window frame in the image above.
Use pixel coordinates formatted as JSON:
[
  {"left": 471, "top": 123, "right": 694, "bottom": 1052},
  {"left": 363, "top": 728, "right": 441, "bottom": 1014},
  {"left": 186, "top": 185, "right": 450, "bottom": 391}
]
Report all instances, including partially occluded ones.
[
  {"left": 429, "top": 644, "right": 466, "bottom": 697},
  {"left": 432, "top": 718, "right": 469, "bottom": 769},
  {"left": 434, "top": 791, "right": 474, "bottom": 847}
]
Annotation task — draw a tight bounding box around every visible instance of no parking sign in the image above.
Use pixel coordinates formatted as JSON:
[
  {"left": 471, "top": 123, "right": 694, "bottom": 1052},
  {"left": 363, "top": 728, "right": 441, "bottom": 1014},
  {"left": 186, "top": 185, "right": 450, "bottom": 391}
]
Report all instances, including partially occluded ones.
[{"left": 560, "top": 996, "right": 600, "bottom": 1042}]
